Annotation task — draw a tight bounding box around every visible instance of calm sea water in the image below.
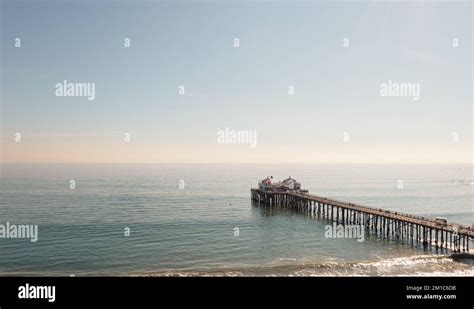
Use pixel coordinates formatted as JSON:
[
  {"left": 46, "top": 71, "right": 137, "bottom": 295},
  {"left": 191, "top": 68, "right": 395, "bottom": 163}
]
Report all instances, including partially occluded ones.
[{"left": 0, "top": 164, "right": 473, "bottom": 276}]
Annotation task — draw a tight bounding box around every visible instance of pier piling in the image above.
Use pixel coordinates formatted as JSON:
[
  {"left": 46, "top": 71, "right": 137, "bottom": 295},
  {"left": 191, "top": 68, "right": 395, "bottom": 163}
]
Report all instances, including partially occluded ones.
[{"left": 251, "top": 188, "right": 472, "bottom": 253}]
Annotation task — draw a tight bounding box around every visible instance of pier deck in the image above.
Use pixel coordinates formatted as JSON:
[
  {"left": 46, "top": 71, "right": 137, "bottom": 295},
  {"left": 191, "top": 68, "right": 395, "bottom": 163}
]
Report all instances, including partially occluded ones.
[{"left": 251, "top": 188, "right": 473, "bottom": 252}]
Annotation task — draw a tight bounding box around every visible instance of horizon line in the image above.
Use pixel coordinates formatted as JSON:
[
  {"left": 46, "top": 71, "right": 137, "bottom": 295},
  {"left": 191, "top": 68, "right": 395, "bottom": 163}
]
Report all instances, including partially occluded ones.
[{"left": 1, "top": 162, "right": 473, "bottom": 165}]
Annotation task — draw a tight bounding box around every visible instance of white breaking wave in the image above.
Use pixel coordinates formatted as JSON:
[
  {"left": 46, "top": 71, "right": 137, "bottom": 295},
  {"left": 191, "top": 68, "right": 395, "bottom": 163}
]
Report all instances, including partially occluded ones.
[{"left": 137, "top": 254, "right": 474, "bottom": 277}]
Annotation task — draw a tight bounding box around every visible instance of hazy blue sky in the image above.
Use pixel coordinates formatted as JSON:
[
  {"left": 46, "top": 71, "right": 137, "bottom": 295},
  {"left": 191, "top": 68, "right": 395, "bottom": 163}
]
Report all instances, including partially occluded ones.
[{"left": 1, "top": 0, "right": 472, "bottom": 163}]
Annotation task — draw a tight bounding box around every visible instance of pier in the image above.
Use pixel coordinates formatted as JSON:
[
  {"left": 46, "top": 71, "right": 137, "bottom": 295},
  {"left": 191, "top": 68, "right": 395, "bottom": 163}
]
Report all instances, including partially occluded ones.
[{"left": 251, "top": 177, "right": 473, "bottom": 253}]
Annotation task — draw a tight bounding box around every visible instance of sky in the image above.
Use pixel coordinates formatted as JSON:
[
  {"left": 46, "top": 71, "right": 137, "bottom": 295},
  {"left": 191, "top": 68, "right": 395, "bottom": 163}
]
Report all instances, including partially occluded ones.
[{"left": 1, "top": 0, "right": 472, "bottom": 164}]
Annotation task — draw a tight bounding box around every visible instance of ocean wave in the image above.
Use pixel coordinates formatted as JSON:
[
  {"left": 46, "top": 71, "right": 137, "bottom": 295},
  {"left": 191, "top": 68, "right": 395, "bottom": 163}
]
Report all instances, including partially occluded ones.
[{"left": 138, "top": 254, "right": 474, "bottom": 277}]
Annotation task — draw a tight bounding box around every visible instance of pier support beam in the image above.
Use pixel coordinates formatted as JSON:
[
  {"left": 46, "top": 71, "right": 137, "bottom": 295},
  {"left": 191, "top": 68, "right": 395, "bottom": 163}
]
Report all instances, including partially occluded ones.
[{"left": 251, "top": 188, "right": 472, "bottom": 254}]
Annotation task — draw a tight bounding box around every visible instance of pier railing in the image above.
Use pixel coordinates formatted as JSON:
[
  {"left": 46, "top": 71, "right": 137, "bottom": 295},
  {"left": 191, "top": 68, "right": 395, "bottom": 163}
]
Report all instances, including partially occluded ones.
[{"left": 251, "top": 188, "right": 472, "bottom": 253}]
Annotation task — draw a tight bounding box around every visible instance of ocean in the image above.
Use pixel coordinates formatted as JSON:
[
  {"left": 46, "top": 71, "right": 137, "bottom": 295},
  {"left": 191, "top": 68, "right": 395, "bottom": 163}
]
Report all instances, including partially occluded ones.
[{"left": 0, "top": 163, "right": 473, "bottom": 276}]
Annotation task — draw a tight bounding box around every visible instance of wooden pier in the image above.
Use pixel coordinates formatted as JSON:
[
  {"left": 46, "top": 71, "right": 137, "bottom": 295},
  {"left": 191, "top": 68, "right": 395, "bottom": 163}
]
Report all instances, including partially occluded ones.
[{"left": 251, "top": 188, "right": 473, "bottom": 252}]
